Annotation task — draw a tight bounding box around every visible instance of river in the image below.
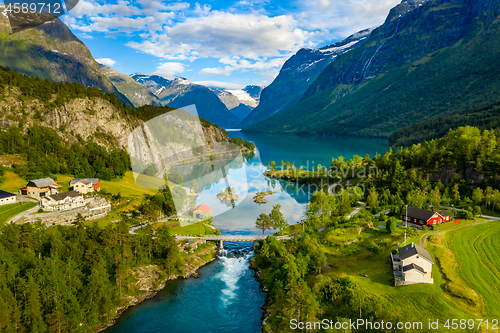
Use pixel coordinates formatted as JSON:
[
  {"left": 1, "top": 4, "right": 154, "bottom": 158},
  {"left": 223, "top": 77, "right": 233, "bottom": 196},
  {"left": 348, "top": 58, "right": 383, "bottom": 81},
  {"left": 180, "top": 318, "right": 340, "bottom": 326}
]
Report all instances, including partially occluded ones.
[{"left": 104, "top": 133, "right": 387, "bottom": 333}]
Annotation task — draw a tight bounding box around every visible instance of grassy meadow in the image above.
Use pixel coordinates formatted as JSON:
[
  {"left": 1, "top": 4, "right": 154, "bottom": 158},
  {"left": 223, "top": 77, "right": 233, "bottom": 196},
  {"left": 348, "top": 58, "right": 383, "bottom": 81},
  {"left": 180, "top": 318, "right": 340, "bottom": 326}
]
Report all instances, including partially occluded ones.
[
  {"left": 0, "top": 202, "right": 37, "bottom": 226},
  {"left": 0, "top": 171, "right": 26, "bottom": 193},
  {"left": 313, "top": 218, "right": 498, "bottom": 332},
  {"left": 444, "top": 222, "right": 500, "bottom": 319}
]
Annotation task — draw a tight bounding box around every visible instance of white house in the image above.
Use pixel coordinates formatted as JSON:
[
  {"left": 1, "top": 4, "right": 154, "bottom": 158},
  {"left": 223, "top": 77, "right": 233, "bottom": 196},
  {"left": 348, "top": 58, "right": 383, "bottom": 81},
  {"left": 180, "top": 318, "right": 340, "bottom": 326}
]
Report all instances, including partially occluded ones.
[
  {"left": 391, "top": 242, "right": 434, "bottom": 286},
  {"left": 40, "top": 191, "right": 85, "bottom": 212},
  {"left": 69, "top": 178, "right": 101, "bottom": 194},
  {"left": 0, "top": 190, "right": 16, "bottom": 206}
]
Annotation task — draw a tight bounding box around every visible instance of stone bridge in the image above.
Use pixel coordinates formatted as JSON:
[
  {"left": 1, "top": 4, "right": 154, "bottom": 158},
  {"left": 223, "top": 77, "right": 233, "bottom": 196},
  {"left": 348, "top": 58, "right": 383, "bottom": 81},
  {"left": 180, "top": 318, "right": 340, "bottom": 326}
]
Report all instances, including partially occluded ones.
[{"left": 175, "top": 234, "right": 291, "bottom": 249}]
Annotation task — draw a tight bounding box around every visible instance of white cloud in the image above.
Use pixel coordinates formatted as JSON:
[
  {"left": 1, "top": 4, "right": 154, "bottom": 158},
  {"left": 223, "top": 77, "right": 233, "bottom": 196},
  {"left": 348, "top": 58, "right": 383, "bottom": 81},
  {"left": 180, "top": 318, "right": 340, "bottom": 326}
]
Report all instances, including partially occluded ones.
[
  {"left": 199, "top": 56, "right": 290, "bottom": 77},
  {"left": 127, "top": 12, "right": 311, "bottom": 60},
  {"left": 155, "top": 62, "right": 185, "bottom": 76},
  {"left": 296, "top": 0, "right": 400, "bottom": 39},
  {"left": 66, "top": 0, "right": 402, "bottom": 83},
  {"left": 96, "top": 57, "right": 117, "bottom": 66}
]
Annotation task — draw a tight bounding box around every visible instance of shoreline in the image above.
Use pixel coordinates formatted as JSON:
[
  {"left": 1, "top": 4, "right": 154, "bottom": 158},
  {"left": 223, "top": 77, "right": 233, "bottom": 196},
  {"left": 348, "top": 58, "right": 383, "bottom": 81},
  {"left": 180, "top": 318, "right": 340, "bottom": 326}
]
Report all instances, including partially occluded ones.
[
  {"left": 94, "top": 242, "right": 218, "bottom": 332},
  {"left": 250, "top": 257, "right": 271, "bottom": 333}
]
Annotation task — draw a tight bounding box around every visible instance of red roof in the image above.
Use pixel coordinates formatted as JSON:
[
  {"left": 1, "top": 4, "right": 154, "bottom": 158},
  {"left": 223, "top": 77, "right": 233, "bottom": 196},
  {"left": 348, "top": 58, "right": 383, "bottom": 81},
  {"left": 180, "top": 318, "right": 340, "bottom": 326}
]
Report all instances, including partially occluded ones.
[{"left": 194, "top": 204, "right": 211, "bottom": 214}]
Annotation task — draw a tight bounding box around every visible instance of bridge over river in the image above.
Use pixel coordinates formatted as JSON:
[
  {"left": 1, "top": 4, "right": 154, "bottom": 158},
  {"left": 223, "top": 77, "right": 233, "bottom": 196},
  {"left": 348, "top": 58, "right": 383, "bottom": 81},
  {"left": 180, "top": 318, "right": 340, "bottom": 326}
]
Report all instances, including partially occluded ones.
[{"left": 175, "top": 234, "right": 292, "bottom": 249}]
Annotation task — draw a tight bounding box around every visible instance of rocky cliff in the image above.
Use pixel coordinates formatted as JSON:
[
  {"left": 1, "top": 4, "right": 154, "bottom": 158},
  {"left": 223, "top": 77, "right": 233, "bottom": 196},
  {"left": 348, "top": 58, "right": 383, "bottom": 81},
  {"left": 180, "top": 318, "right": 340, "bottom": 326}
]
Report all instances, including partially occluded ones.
[{"left": 0, "top": 84, "right": 231, "bottom": 152}]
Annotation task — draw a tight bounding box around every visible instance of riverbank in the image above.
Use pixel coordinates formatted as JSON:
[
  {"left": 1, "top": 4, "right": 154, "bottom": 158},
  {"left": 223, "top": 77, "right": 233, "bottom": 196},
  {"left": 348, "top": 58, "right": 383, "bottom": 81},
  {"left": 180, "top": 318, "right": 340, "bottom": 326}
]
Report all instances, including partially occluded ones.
[
  {"left": 249, "top": 257, "right": 271, "bottom": 332},
  {"left": 96, "top": 240, "right": 218, "bottom": 332}
]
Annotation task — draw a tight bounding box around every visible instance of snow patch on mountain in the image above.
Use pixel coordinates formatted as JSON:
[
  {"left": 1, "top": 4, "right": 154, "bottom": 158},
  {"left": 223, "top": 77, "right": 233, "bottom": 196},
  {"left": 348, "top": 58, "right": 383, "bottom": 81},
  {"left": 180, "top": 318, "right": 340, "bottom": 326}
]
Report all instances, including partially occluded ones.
[
  {"left": 226, "top": 89, "right": 256, "bottom": 105},
  {"left": 320, "top": 39, "right": 367, "bottom": 54}
]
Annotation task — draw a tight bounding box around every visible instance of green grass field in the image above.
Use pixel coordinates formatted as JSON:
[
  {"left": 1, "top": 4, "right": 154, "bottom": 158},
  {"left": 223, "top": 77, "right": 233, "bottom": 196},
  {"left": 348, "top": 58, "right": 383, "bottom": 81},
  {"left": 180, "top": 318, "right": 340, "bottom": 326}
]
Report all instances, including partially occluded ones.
[
  {"left": 0, "top": 202, "right": 37, "bottom": 226},
  {"left": 0, "top": 171, "right": 26, "bottom": 193},
  {"left": 445, "top": 221, "right": 500, "bottom": 319},
  {"left": 317, "top": 220, "right": 493, "bottom": 332},
  {"left": 168, "top": 221, "right": 219, "bottom": 236},
  {"left": 100, "top": 171, "right": 160, "bottom": 197}
]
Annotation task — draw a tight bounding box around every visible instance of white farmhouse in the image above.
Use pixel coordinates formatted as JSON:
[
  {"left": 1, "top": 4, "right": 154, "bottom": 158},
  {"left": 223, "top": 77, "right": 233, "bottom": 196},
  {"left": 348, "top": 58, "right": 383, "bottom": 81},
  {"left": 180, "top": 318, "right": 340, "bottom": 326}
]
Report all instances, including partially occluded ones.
[
  {"left": 0, "top": 190, "right": 16, "bottom": 206},
  {"left": 70, "top": 178, "right": 101, "bottom": 194},
  {"left": 391, "top": 242, "right": 434, "bottom": 286},
  {"left": 40, "top": 191, "right": 85, "bottom": 212}
]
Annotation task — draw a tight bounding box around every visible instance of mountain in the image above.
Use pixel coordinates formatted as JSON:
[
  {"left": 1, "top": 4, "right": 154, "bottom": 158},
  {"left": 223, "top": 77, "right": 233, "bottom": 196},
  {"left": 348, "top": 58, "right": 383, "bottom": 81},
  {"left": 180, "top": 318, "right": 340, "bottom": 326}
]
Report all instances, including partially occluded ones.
[
  {"left": 131, "top": 74, "right": 240, "bottom": 128},
  {"left": 238, "top": 28, "right": 372, "bottom": 128},
  {"left": 209, "top": 85, "right": 264, "bottom": 110},
  {"left": 245, "top": 0, "right": 500, "bottom": 138},
  {"left": 207, "top": 85, "right": 264, "bottom": 122},
  {"left": 0, "top": 6, "right": 132, "bottom": 106},
  {"left": 209, "top": 88, "right": 242, "bottom": 110},
  {"left": 229, "top": 104, "right": 254, "bottom": 121},
  {"left": 100, "top": 65, "right": 161, "bottom": 107}
]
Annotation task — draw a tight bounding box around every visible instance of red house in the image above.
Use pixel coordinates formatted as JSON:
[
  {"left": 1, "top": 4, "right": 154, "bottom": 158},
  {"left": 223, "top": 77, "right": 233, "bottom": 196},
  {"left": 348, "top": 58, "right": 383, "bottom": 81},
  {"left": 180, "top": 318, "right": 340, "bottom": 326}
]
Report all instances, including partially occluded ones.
[
  {"left": 401, "top": 207, "right": 451, "bottom": 228},
  {"left": 193, "top": 204, "right": 212, "bottom": 219}
]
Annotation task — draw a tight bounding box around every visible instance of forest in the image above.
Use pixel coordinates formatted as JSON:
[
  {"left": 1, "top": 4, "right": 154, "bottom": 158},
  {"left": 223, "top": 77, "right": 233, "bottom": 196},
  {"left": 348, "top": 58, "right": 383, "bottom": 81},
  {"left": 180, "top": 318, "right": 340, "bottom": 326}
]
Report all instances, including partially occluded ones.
[
  {"left": 388, "top": 99, "right": 500, "bottom": 147},
  {"left": 0, "top": 222, "right": 183, "bottom": 333},
  {"left": 0, "top": 125, "right": 130, "bottom": 180},
  {"left": 255, "top": 126, "right": 500, "bottom": 332}
]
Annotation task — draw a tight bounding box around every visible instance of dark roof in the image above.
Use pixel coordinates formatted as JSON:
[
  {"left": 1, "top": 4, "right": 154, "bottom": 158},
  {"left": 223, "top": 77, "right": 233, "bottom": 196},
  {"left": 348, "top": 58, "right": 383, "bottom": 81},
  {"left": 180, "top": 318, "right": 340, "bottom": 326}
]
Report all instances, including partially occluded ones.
[
  {"left": 0, "top": 190, "right": 15, "bottom": 199},
  {"left": 403, "top": 263, "right": 426, "bottom": 274},
  {"left": 48, "top": 191, "right": 81, "bottom": 201},
  {"left": 401, "top": 206, "right": 437, "bottom": 221},
  {"left": 399, "top": 242, "right": 434, "bottom": 264},
  {"left": 437, "top": 210, "right": 451, "bottom": 217},
  {"left": 70, "top": 178, "right": 99, "bottom": 185}
]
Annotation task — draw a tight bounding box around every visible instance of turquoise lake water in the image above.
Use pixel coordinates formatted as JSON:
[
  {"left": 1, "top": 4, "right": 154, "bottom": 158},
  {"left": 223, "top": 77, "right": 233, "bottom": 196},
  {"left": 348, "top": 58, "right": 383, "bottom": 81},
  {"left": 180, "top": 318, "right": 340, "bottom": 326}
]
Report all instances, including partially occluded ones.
[{"left": 104, "top": 133, "right": 388, "bottom": 333}]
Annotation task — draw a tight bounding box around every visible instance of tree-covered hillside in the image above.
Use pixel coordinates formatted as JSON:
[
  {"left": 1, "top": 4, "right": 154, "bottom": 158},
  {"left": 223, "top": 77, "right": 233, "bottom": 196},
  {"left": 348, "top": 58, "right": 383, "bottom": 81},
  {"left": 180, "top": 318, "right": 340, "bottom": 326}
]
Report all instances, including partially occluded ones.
[
  {"left": 245, "top": 0, "right": 500, "bottom": 139},
  {"left": 0, "top": 8, "right": 131, "bottom": 105},
  {"left": 0, "top": 222, "right": 183, "bottom": 333}
]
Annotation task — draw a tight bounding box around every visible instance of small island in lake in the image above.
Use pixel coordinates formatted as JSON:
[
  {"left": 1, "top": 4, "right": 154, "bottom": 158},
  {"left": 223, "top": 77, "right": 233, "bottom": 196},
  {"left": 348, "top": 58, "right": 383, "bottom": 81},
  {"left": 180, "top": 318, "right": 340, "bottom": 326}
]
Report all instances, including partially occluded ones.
[
  {"left": 217, "top": 187, "right": 239, "bottom": 202},
  {"left": 253, "top": 191, "right": 274, "bottom": 204}
]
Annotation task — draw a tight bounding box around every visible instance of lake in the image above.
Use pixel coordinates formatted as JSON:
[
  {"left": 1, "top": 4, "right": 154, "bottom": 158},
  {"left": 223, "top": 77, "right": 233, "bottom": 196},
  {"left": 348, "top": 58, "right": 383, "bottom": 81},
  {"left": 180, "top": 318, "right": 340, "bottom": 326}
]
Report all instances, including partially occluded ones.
[{"left": 104, "top": 133, "right": 388, "bottom": 333}]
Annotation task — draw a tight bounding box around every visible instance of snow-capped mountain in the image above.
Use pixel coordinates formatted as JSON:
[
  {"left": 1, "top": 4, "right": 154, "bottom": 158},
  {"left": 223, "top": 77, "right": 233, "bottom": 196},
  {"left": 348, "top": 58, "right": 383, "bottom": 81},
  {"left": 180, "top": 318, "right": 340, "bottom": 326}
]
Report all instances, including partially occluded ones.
[
  {"left": 130, "top": 74, "right": 189, "bottom": 97},
  {"left": 239, "top": 28, "right": 373, "bottom": 128},
  {"left": 128, "top": 74, "right": 240, "bottom": 128},
  {"left": 208, "top": 85, "right": 265, "bottom": 110}
]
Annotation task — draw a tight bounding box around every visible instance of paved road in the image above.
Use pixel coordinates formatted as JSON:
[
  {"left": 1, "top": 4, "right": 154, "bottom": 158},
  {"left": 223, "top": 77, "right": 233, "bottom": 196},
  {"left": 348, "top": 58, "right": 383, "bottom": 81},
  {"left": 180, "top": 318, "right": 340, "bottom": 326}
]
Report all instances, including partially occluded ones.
[
  {"left": 130, "top": 191, "right": 195, "bottom": 234},
  {"left": 317, "top": 202, "right": 366, "bottom": 232},
  {"left": 439, "top": 205, "right": 500, "bottom": 221},
  {"left": 346, "top": 202, "right": 366, "bottom": 219},
  {"left": 374, "top": 209, "right": 389, "bottom": 217},
  {"left": 7, "top": 205, "right": 39, "bottom": 224}
]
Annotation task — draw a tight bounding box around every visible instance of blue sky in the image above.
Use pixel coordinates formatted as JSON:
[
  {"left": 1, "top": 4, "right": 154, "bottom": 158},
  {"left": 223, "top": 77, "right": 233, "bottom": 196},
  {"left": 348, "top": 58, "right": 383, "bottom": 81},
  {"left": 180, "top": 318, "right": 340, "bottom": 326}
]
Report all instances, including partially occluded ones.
[{"left": 60, "top": 0, "right": 400, "bottom": 88}]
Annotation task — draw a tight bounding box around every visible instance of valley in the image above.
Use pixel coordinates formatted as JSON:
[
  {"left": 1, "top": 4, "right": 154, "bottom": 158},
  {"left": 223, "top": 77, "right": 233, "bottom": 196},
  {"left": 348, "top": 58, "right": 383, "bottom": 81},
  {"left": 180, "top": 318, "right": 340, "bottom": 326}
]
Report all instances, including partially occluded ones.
[{"left": 0, "top": 0, "right": 500, "bottom": 332}]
